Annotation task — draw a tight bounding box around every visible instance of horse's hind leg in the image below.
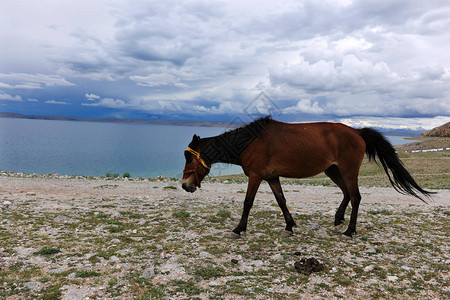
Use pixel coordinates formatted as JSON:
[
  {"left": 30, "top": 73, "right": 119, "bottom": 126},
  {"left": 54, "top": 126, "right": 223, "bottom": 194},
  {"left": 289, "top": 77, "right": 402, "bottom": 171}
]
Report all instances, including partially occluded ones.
[
  {"left": 325, "top": 165, "right": 350, "bottom": 230},
  {"left": 339, "top": 169, "right": 362, "bottom": 238},
  {"left": 267, "top": 177, "right": 296, "bottom": 236}
]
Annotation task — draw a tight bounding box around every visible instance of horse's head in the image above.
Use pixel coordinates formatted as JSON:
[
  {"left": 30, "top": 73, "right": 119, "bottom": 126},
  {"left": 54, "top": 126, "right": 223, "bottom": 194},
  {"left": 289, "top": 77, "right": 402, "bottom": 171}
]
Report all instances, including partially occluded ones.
[{"left": 181, "top": 134, "right": 210, "bottom": 192}]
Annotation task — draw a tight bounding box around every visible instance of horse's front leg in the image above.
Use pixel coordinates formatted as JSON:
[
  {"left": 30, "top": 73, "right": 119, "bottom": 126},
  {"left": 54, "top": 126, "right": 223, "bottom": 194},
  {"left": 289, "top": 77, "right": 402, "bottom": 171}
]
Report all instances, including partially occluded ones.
[
  {"left": 230, "top": 176, "right": 262, "bottom": 239},
  {"left": 267, "top": 177, "right": 296, "bottom": 236}
]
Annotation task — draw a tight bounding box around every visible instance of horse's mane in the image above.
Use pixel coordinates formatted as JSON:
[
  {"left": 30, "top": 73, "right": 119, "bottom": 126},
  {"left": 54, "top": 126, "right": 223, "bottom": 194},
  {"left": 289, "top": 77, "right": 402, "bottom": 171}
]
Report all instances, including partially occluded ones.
[{"left": 202, "top": 116, "right": 272, "bottom": 164}]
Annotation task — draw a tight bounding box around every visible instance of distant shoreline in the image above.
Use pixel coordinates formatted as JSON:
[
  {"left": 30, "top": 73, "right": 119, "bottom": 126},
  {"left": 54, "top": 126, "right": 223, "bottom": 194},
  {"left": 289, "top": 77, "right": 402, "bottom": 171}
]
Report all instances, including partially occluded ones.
[
  {"left": 0, "top": 112, "right": 240, "bottom": 128},
  {"left": 0, "top": 112, "right": 424, "bottom": 135}
]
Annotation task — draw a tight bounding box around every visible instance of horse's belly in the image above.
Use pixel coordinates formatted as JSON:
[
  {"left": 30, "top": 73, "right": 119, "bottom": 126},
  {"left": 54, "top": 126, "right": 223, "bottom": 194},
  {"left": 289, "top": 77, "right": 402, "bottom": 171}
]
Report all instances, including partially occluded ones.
[{"left": 268, "top": 155, "right": 333, "bottom": 179}]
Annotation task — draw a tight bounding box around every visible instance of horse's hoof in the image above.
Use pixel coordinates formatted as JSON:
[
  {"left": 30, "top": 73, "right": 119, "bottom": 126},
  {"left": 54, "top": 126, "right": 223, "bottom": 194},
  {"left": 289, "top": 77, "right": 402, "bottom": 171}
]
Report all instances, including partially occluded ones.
[
  {"left": 227, "top": 232, "right": 241, "bottom": 239},
  {"left": 334, "top": 224, "right": 344, "bottom": 231},
  {"left": 281, "top": 230, "right": 293, "bottom": 237},
  {"left": 342, "top": 232, "right": 353, "bottom": 240}
]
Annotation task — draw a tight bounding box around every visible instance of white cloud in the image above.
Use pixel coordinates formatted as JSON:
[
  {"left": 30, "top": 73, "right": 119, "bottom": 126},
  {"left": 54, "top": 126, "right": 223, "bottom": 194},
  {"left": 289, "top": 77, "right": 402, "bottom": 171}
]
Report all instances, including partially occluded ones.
[
  {"left": 0, "top": 73, "right": 75, "bottom": 88},
  {"left": 0, "top": 91, "right": 23, "bottom": 101},
  {"left": 45, "top": 100, "right": 69, "bottom": 105},
  {"left": 282, "top": 99, "right": 325, "bottom": 114},
  {"left": 85, "top": 93, "right": 100, "bottom": 101},
  {"left": 129, "top": 73, "right": 188, "bottom": 88},
  {"left": 0, "top": 81, "right": 42, "bottom": 89}
]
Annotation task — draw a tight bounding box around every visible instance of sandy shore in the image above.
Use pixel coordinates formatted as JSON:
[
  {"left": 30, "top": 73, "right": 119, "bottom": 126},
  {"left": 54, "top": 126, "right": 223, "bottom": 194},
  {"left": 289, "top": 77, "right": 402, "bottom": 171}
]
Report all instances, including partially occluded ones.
[{"left": 0, "top": 173, "right": 449, "bottom": 299}]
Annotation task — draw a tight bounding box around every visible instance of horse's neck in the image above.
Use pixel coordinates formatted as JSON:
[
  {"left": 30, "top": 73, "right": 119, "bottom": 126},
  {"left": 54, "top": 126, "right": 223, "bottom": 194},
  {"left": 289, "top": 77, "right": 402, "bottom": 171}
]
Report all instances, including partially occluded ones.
[{"left": 201, "top": 134, "right": 243, "bottom": 166}]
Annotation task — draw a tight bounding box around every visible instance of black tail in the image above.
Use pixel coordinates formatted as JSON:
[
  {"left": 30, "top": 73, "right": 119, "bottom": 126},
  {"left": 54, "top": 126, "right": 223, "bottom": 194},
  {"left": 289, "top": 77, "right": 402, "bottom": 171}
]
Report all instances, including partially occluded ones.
[{"left": 359, "top": 128, "right": 434, "bottom": 202}]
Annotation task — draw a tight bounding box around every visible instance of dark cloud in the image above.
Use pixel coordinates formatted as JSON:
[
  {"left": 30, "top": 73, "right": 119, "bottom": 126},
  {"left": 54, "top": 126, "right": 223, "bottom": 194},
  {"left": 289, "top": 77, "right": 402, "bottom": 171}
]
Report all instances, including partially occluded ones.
[{"left": 0, "top": 0, "right": 449, "bottom": 129}]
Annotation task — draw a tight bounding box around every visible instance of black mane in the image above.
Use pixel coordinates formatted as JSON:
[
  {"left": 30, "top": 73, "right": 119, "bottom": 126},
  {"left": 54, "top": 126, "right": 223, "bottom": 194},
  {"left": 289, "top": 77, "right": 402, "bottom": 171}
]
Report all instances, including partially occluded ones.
[{"left": 201, "top": 116, "right": 272, "bottom": 165}]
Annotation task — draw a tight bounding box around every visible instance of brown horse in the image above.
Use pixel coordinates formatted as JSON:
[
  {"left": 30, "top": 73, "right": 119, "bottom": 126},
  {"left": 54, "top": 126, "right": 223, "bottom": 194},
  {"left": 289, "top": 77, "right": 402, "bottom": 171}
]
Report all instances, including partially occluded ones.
[{"left": 181, "top": 116, "right": 432, "bottom": 238}]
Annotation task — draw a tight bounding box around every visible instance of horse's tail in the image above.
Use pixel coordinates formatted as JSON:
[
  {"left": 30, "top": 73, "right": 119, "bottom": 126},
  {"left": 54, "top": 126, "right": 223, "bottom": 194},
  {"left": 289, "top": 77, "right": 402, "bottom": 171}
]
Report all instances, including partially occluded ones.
[{"left": 359, "top": 128, "right": 434, "bottom": 202}]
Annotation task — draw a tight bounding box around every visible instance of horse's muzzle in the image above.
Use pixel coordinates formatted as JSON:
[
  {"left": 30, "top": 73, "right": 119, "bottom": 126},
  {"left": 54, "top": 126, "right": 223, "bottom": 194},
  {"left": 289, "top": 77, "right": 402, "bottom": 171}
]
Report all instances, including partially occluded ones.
[{"left": 182, "top": 182, "right": 196, "bottom": 193}]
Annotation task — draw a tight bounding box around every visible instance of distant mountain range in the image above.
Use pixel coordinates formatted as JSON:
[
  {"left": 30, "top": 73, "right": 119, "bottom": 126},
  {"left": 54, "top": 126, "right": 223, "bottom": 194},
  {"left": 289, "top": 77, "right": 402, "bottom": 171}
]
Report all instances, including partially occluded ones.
[
  {"left": 0, "top": 112, "right": 425, "bottom": 135},
  {"left": 0, "top": 112, "right": 239, "bottom": 128}
]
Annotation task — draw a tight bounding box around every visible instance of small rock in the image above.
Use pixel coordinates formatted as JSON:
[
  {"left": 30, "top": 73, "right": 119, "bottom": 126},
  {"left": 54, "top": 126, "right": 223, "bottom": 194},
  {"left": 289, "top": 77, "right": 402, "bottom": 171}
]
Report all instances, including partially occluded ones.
[
  {"left": 53, "top": 215, "right": 73, "bottom": 223},
  {"left": 111, "top": 211, "right": 122, "bottom": 218},
  {"left": 142, "top": 269, "right": 155, "bottom": 279},
  {"left": 199, "top": 251, "right": 212, "bottom": 259},
  {"left": 387, "top": 275, "right": 398, "bottom": 281},
  {"left": 272, "top": 279, "right": 281, "bottom": 284},
  {"left": 85, "top": 253, "right": 97, "bottom": 259},
  {"left": 49, "top": 268, "right": 65, "bottom": 274},
  {"left": 294, "top": 251, "right": 301, "bottom": 256},
  {"left": 316, "top": 228, "right": 328, "bottom": 237},
  {"left": 401, "top": 265, "right": 411, "bottom": 271},
  {"left": 364, "top": 248, "right": 377, "bottom": 254},
  {"left": 307, "top": 223, "right": 320, "bottom": 230},
  {"left": 231, "top": 259, "right": 239, "bottom": 264},
  {"left": 209, "top": 281, "right": 219, "bottom": 287},
  {"left": 109, "top": 256, "right": 120, "bottom": 262},
  {"left": 272, "top": 254, "right": 283, "bottom": 261},
  {"left": 156, "top": 244, "right": 164, "bottom": 251},
  {"left": 23, "top": 281, "right": 41, "bottom": 290},
  {"left": 3, "top": 201, "right": 11, "bottom": 205},
  {"left": 363, "top": 265, "right": 375, "bottom": 272},
  {"left": 252, "top": 260, "right": 263, "bottom": 268},
  {"left": 116, "top": 249, "right": 129, "bottom": 256}
]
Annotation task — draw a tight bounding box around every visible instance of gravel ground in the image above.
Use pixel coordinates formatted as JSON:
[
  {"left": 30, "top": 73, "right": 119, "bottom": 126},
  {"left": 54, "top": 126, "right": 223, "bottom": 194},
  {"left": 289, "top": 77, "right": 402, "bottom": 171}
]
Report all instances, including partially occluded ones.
[{"left": 0, "top": 172, "right": 448, "bottom": 299}]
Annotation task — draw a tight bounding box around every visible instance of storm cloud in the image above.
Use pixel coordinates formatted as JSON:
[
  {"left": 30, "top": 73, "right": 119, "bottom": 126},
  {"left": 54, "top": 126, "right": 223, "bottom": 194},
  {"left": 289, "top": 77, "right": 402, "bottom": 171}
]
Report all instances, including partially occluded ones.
[{"left": 1, "top": 0, "right": 449, "bottom": 128}]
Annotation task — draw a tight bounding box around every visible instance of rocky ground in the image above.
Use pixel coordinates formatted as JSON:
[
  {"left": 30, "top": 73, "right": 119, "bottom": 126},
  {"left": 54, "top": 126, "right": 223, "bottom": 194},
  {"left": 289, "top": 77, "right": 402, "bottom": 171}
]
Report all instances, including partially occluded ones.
[{"left": 0, "top": 172, "right": 449, "bottom": 299}]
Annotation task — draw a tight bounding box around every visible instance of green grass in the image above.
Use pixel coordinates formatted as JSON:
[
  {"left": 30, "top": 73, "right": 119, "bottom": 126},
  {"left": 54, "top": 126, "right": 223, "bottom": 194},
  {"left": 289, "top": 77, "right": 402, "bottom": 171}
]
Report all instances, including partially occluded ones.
[
  {"left": 34, "top": 247, "right": 60, "bottom": 256},
  {"left": 75, "top": 270, "right": 101, "bottom": 278},
  {"left": 173, "top": 210, "right": 190, "bottom": 219}
]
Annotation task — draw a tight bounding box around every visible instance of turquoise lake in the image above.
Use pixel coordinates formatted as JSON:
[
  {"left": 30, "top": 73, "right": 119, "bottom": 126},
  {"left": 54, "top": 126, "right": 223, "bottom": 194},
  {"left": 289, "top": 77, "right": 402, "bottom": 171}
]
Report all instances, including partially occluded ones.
[{"left": 0, "top": 118, "right": 415, "bottom": 178}]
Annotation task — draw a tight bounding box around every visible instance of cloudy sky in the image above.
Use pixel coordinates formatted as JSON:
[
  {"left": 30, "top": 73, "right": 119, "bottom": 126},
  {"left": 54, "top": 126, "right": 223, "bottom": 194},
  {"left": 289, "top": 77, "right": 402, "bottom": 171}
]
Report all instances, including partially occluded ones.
[{"left": 1, "top": 0, "right": 449, "bottom": 130}]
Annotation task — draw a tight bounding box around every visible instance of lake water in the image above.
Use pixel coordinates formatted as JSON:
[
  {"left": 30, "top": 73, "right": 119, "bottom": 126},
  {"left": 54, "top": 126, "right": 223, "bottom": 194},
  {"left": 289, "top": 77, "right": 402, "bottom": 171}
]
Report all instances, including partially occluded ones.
[{"left": 0, "top": 118, "right": 415, "bottom": 178}]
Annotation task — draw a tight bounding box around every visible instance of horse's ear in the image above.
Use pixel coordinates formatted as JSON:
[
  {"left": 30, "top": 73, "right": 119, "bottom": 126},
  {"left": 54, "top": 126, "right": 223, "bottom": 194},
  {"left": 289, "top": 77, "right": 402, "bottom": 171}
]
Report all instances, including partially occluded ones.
[{"left": 191, "top": 134, "right": 201, "bottom": 145}]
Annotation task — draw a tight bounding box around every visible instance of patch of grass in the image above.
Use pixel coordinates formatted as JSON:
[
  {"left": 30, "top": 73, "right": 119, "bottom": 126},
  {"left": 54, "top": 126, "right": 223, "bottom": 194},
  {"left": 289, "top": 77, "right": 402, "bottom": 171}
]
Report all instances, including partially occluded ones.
[
  {"left": 96, "top": 212, "right": 109, "bottom": 218},
  {"left": 141, "top": 285, "right": 166, "bottom": 298},
  {"left": 209, "top": 210, "right": 231, "bottom": 223},
  {"left": 105, "top": 225, "right": 123, "bottom": 233},
  {"left": 34, "top": 247, "right": 60, "bottom": 256},
  {"left": 101, "top": 204, "right": 116, "bottom": 208},
  {"left": 76, "top": 270, "right": 101, "bottom": 278},
  {"left": 171, "top": 280, "right": 202, "bottom": 296},
  {"left": 192, "top": 265, "right": 226, "bottom": 280},
  {"left": 163, "top": 185, "right": 177, "bottom": 190},
  {"left": 42, "top": 284, "right": 62, "bottom": 300},
  {"left": 120, "top": 211, "right": 144, "bottom": 219},
  {"left": 173, "top": 210, "right": 190, "bottom": 219},
  {"left": 333, "top": 276, "right": 353, "bottom": 286}
]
